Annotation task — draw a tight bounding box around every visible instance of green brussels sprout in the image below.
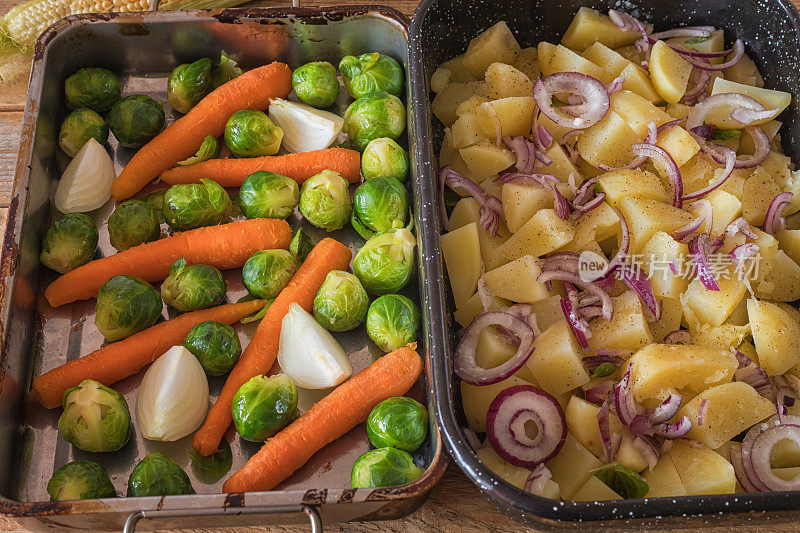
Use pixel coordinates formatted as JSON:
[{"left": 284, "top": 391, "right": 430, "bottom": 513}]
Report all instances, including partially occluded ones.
[
  {"left": 298, "top": 170, "right": 352, "bottom": 231},
  {"left": 58, "top": 379, "right": 131, "bottom": 452},
  {"left": 107, "top": 95, "right": 165, "bottom": 148},
  {"left": 64, "top": 67, "right": 121, "bottom": 112},
  {"left": 58, "top": 108, "right": 108, "bottom": 158},
  {"left": 167, "top": 58, "right": 212, "bottom": 114},
  {"left": 351, "top": 177, "right": 409, "bottom": 239},
  {"left": 366, "top": 397, "right": 428, "bottom": 451},
  {"left": 39, "top": 213, "right": 98, "bottom": 274},
  {"left": 353, "top": 229, "right": 416, "bottom": 295},
  {"left": 291, "top": 61, "right": 340, "bottom": 108},
  {"left": 95, "top": 275, "right": 162, "bottom": 341},
  {"left": 161, "top": 258, "right": 226, "bottom": 312},
  {"left": 313, "top": 270, "right": 369, "bottom": 332},
  {"left": 342, "top": 91, "right": 406, "bottom": 151},
  {"left": 239, "top": 171, "right": 299, "bottom": 219},
  {"left": 187, "top": 438, "right": 232, "bottom": 484},
  {"left": 127, "top": 452, "right": 195, "bottom": 497},
  {"left": 224, "top": 110, "right": 283, "bottom": 157},
  {"left": 242, "top": 249, "right": 296, "bottom": 299},
  {"left": 183, "top": 320, "right": 242, "bottom": 376},
  {"left": 366, "top": 294, "right": 420, "bottom": 352},
  {"left": 351, "top": 447, "right": 423, "bottom": 488},
  {"left": 210, "top": 51, "right": 243, "bottom": 89},
  {"left": 107, "top": 200, "right": 161, "bottom": 251},
  {"left": 231, "top": 374, "right": 298, "bottom": 441},
  {"left": 163, "top": 178, "right": 231, "bottom": 231},
  {"left": 290, "top": 228, "right": 314, "bottom": 262},
  {"left": 361, "top": 137, "right": 409, "bottom": 182},
  {"left": 339, "top": 53, "right": 404, "bottom": 100},
  {"left": 47, "top": 460, "right": 116, "bottom": 501},
  {"left": 176, "top": 135, "right": 220, "bottom": 166},
  {"left": 142, "top": 189, "right": 167, "bottom": 223}
]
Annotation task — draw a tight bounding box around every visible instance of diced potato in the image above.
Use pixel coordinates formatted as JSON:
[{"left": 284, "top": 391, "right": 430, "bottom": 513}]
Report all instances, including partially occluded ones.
[
  {"left": 747, "top": 299, "right": 800, "bottom": 375},
  {"left": 571, "top": 476, "right": 622, "bottom": 501},
  {"left": 680, "top": 154, "right": 721, "bottom": 194},
  {"left": 668, "top": 440, "right": 736, "bottom": 495},
  {"left": 649, "top": 297, "right": 683, "bottom": 342},
  {"left": 577, "top": 111, "right": 642, "bottom": 169},
  {"left": 587, "top": 290, "right": 653, "bottom": 352},
  {"left": 531, "top": 295, "right": 567, "bottom": 333},
  {"left": 681, "top": 271, "right": 747, "bottom": 327},
  {"left": 451, "top": 113, "right": 489, "bottom": 148},
  {"left": 598, "top": 169, "right": 669, "bottom": 207},
  {"left": 476, "top": 97, "right": 536, "bottom": 138},
  {"left": 724, "top": 53, "right": 764, "bottom": 87},
  {"left": 537, "top": 41, "right": 558, "bottom": 71},
  {"left": 754, "top": 250, "right": 800, "bottom": 302},
  {"left": 449, "top": 197, "right": 509, "bottom": 271},
  {"left": 644, "top": 454, "right": 688, "bottom": 497},
  {"left": 483, "top": 63, "right": 533, "bottom": 99},
  {"left": 441, "top": 222, "right": 482, "bottom": 307},
  {"left": 760, "top": 151, "right": 793, "bottom": 190},
  {"left": 513, "top": 46, "right": 541, "bottom": 81},
  {"left": 502, "top": 182, "right": 572, "bottom": 233},
  {"left": 561, "top": 7, "right": 645, "bottom": 51},
  {"left": 462, "top": 21, "right": 521, "bottom": 77},
  {"left": 483, "top": 255, "right": 549, "bottom": 304},
  {"left": 582, "top": 42, "right": 629, "bottom": 75},
  {"left": 433, "top": 82, "right": 479, "bottom": 126},
  {"left": 533, "top": 143, "right": 583, "bottom": 182},
  {"left": 615, "top": 44, "right": 645, "bottom": 65},
  {"left": 565, "top": 396, "right": 625, "bottom": 459},
  {"left": 430, "top": 67, "right": 451, "bottom": 93},
  {"left": 474, "top": 327, "right": 538, "bottom": 383},
  {"left": 455, "top": 93, "right": 490, "bottom": 118},
  {"left": 477, "top": 443, "right": 532, "bottom": 489},
  {"left": 436, "top": 55, "right": 479, "bottom": 84},
  {"left": 656, "top": 125, "right": 701, "bottom": 169},
  {"left": 706, "top": 189, "right": 742, "bottom": 236},
  {"left": 461, "top": 374, "right": 532, "bottom": 432},
  {"left": 618, "top": 62, "right": 663, "bottom": 103},
  {"left": 618, "top": 197, "right": 694, "bottom": 253},
  {"left": 776, "top": 229, "right": 800, "bottom": 264},
  {"left": 741, "top": 167, "right": 782, "bottom": 227},
  {"left": 649, "top": 40, "right": 693, "bottom": 104},
  {"left": 559, "top": 201, "right": 620, "bottom": 253},
  {"left": 691, "top": 322, "right": 750, "bottom": 350},
  {"left": 642, "top": 231, "right": 690, "bottom": 298},
  {"left": 741, "top": 121, "right": 781, "bottom": 156},
  {"left": 453, "top": 290, "right": 510, "bottom": 328},
  {"left": 460, "top": 140, "right": 516, "bottom": 181},
  {"left": 708, "top": 78, "right": 791, "bottom": 128},
  {"left": 610, "top": 90, "right": 673, "bottom": 137},
  {"left": 667, "top": 30, "right": 724, "bottom": 64},
  {"left": 547, "top": 433, "right": 604, "bottom": 499},
  {"left": 440, "top": 128, "right": 473, "bottom": 177},
  {"left": 526, "top": 320, "right": 591, "bottom": 396},
  {"left": 497, "top": 209, "right": 575, "bottom": 262},
  {"left": 616, "top": 432, "right": 649, "bottom": 473},
  {"left": 543, "top": 45, "right": 607, "bottom": 82}
]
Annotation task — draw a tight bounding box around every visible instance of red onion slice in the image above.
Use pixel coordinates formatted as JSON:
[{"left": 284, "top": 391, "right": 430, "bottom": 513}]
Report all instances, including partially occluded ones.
[
  {"left": 560, "top": 295, "right": 591, "bottom": 349},
  {"left": 776, "top": 387, "right": 795, "bottom": 423},
  {"left": 673, "top": 199, "right": 713, "bottom": 240},
  {"left": 570, "top": 194, "right": 606, "bottom": 219},
  {"left": 631, "top": 143, "right": 683, "bottom": 207},
  {"left": 764, "top": 192, "right": 793, "bottom": 234},
  {"left": 633, "top": 435, "right": 661, "bottom": 471},
  {"left": 682, "top": 146, "right": 736, "bottom": 201},
  {"left": 533, "top": 72, "right": 610, "bottom": 129},
  {"left": 696, "top": 398, "right": 709, "bottom": 426},
  {"left": 650, "top": 28, "right": 712, "bottom": 40},
  {"left": 531, "top": 111, "right": 554, "bottom": 165},
  {"left": 652, "top": 416, "right": 692, "bottom": 439},
  {"left": 438, "top": 166, "right": 451, "bottom": 231},
  {"left": 442, "top": 167, "right": 504, "bottom": 237},
  {"left": 650, "top": 393, "right": 683, "bottom": 424},
  {"left": 572, "top": 177, "right": 597, "bottom": 206},
  {"left": 597, "top": 400, "right": 616, "bottom": 462},
  {"left": 503, "top": 136, "right": 537, "bottom": 174},
  {"left": 688, "top": 233, "right": 721, "bottom": 291},
  {"left": 619, "top": 264, "right": 661, "bottom": 320},
  {"left": 606, "top": 75, "right": 625, "bottom": 96},
  {"left": 730, "top": 442, "right": 759, "bottom": 493},
  {"left": 585, "top": 382, "right": 613, "bottom": 404},
  {"left": 733, "top": 350, "right": 772, "bottom": 399},
  {"left": 583, "top": 354, "right": 624, "bottom": 371},
  {"left": 725, "top": 217, "right": 758, "bottom": 240},
  {"left": 524, "top": 463, "right": 553, "bottom": 495},
  {"left": 538, "top": 270, "right": 614, "bottom": 320},
  {"left": 663, "top": 330, "right": 691, "bottom": 344},
  {"left": 656, "top": 117, "right": 686, "bottom": 134},
  {"left": 541, "top": 251, "right": 580, "bottom": 273},
  {"left": 682, "top": 39, "right": 745, "bottom": 71},
  {"left": 614, "top": 367, "right": 638, "bottom": 426},
  {"left": 495, "top": 172, "right": 561, "bottom": 187},
  {"left": 552, "top": 185, "right": 572, "bottom": 220},
  {"left": 704, "top": 126, "right": 770, "bottom": 169},
  {"left": 538, "top": 125, "right": 554, "bottom": 150},
  {"left": 685, "top": 60, "right": 713, "bottom": 106},
  {"left": 750, "top": 424, "right": 800, "bottom": 491}
]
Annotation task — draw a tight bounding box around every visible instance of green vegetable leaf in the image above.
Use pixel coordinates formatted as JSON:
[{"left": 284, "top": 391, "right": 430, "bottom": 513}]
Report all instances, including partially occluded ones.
[
  {"left": 593, "top": 463, "right": 649, "bottom": 499},
  {"left": 713, "top": 129, "right": 742, "bottom": 141},
  {"left": 591, "top": 363, "right": 617, "bottom": 379},
  {"left": 289, "top": 228, "right": 315, "bottom": 262},
  {"left": 351, "top": 211, "right": 376, "bottom": 240},
  {"left": 685, "top": 35, "right": 713, "bottom": 44},
  {"left": 241, "top": 299, "right": 274, "bottom": 324},
  {"left": 188, "top": 439, "right": 232, "bottom": 484}
]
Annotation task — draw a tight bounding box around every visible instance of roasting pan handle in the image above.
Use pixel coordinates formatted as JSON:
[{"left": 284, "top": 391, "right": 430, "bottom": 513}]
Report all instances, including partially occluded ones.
[{"left": 123, "top": 503, "right": 322, "bottom": 533}]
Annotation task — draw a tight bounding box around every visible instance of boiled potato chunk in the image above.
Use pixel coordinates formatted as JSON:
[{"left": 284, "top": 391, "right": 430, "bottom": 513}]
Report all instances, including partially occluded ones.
[
  {"left": 656, "top": 125, "right": 700, "bottom": 169},
  {"left": 644, "top": 454, "right": 687, "bottom": 497},
  {"left": 451, "top": 113, "right": 489, "bottom": 148},
  {"left": 561, "top": 7, "right": 645, "bottom": 50},
  {"left": 440, "top": 128, "right": 472, "bottom": 177},
  {"left": 741, "top": 167, "right": 782, "bottom": 227},
  {"left": 681, "top": 270, "right": 747, "bottom": 327},
  {"left": 543, "top": 45, "right": 607, "bottom": 82},
  {"left": 526, "top": 320, "right": 591, "bottom": 396},
  {"left": 754, "top": 250, "right": 800, "bottom": 302},
  {"left": 433, "top": 82, "right": 479, "bottom": 126},
  {"left": 455, "top": 93, "right": 490, "bottom": 118},
  {"left": 649, "top": 40, "right": 693, "bottom": 104},
  {"left": 616, "top": 432, "right": 649, "bottom": 473},
  {"left": 577, "top": 111, "right": 642, "bottom": 169},
  {"left": 691, "top": 322, "right": 750, "bottom": 350},
  {"left": 531, "top": 295, "right": 568, "bottom": 333},
  {"left": 453, "top": 290, "right": 510, "bottom": 328},
  {"left": 668, "top": 440, "right": 736, "bottom": 495},
  {"left": 776, "top": 229, "right": 800, "bottom": 264},
  {"left": 597, "top": 169, "right": 669, "bottom": 207},
  {"left": 706, "top": 189, "right": 742, "bottom": 236},
  {"left": 537, "top": 41, "right": 557, "bottom": 70},
  {"left": 708, "top": 78, "right": 791, "bottom": 128},
  {"left": 497, "top": 209, "right": 575, "bottom": 262},
  {"left": 582, "top": 42, "right": 629, "bottom": 75},
  {"left": 642, "top": 232, "right": 689, "bottom": 298},
  {"left": 618, "top": 197, "right": 694, "bottom": 252},
  {"left": 668, "top": 30, "right": 723, "bottom": 63},
  {"left": 460, "top": 140, "right": 515, "bottom": 181},
  {"left": 502, "top": 182, "right": 571, "bottom": 233},
  {"left": 619, "top": 62, "right": 662, "bottom": 103},
  {"left": 748, "top": 298, "right": 800, "bottom": 375},
  {"left": 477, "top": 444, "right": 531, "bottom": 489},
  {"left": 449, "top": 197, "right": 508, "bottom": 272},
  {"left": 483, "top": 255, "right": 549, "bottom": 304},
  {"left": 724, "top": 52, "right": 764, "bottom": 87},
  {"left": 560, "top": 201, "right": 620, "bottom": 253},
  {"left": 461, "top": 375, "right": 531, "bottom": 432},
  {"left": 571, "top": 476, "right": 621, "bottom": 501},
  {"left": 546, "top": 433, "right": 603, "bottom": 499},
  {"left": 476, "top": 97, "right": 536, "bottom": 138},
  {"left": 474, "top": 327, "right": 537, "bottom": 383},
  {"left": 649, "top": 297, "right": 683, "bottom": 343},
  {"left": 483, "top": 63, "right": 533, "bottom": 99},
  {"left": 462, "top": 21, "right": 521, "bottom": 77},
  {"left": 513, "top": 46, "right": 541, "bottom": 81},
  {"left": 565, "top": 396, "right": 625, "bottom": 459},
  {"left": 440, "top": 222, "right": 482, "bottom": 307},
  {"left": 587, "top": 290, "right": 653, "bottom": 352},
  {"left": 533, "top": 143, "right": 583, "bottom": 182},
  {"left": 610, "top": 90, "right": 673, "bottom": 138}
]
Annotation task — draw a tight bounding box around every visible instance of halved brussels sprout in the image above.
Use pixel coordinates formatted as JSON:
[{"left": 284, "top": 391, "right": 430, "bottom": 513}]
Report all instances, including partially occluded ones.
[
  {"left": 224, "top": 109, "right": 283, "bottom": 157},
  {"left": 64, "top": 67, "right": 121, "bottom": 112},
  {"left": 210, "top": 51, "right": 242, "bottom": 89},
  {"left": 361, "top": 137, "right": 409, "bottom": 182},
  {"left": 163, "top": 178, "right": 231, "bottom": 231},
  {"left": 231, "top": 374, "right": 298, "bottom": 441},
  {"left": 95, "top": 275, "right": 162, "bottom": 341},
  {"left": 292, "top": 61, "right": 340, "bottom": 108},
  {"left": 127, "top": 452, "right": 195, "bottom": 497},
  {"left": 58, "top": 379, "right": 131, "bottom": 452},
  {"left": 167, "top": 57, "right": 212, "bottom": 114},
  {"left": 183, "top": 320, "right": 242, "bottom": 376},
  {"left": 289, "top": 228, "right": 314, "bottom": 262},
  {"left": 298, "top": 170, "right": 352, "bottom": 231},
  {"left": 176, "top": 135, "right": 220, "bottom": 166},
  {"left": 313, "top": 270, "right": 369, "bottom": 332},
  {"left": 239, "top": 171, "right": 299, "bottom": 219},
  {"left": 161, "top": 258, "right": 226, "bottom": 312},
  {"left": 366, "top": 294, "right": 420, "bottom": 352},
  {"left": 367, "top": 397, "right": 428, "bottom": 452},
  {"left": 107, "top": 200, "right": 161, "bottom": 251},
  {"left": 353, "top": 228, "right": 416, "bottom": 295},
  {"left": 40, "top": 213, "right": 98, "bottom": 274},
  {"left": 351, "top": 177, "right": 409, "bottom": 239},
  {"left": 351, "top": 447, "right": 423, "bottom": 488},
  {"left": 339, "top": 53, "right": 404, "bottom": 99},
  {"left": 108, "top": 95, "right": 165, "bottom": 148},
  {"left": 58, "top": 108, "right": 109, "bottom": 158},
  {"left": 342, "top": 91, "right": 406, "bottom": 151},
  {"left": 242, "top": 249, "right": 296, "bottom": 299},
  {"left": 47, "top": 460, "right": 116, "bottom": 501}
]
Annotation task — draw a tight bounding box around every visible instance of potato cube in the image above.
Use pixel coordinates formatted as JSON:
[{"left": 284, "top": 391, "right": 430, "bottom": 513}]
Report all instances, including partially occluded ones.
[
  {"left": 582, "top": 42, "right": 629, "bottom": 75},
  {"left": 577, "top": 111, "right": 642, "bottom": 169},
  {"left": 760, "top": 150, "right": 793, "bottom": 189},
  {"left": 559, "top": 201, "right": 620, "bottom": 253},
  {"left": 440, "top": 128, "right": 473, "bottom": 177},
  {"left": 497, "top": 209, "right": 575, "bottom": 262},
  {"left": 610, "top": 90, "right": 673, "bottom": 137},
  {"left": 513, "top": 46, "right": 541, "bottom": 81},
  {"left": 433, "top": 55, "right": 478, "bottom": 87},
  {"left": 484, "top": 63, "right": 534, "bottom": 99},
  {"left": 474, "top": 327, "right": 538, "bottom": 383},
  {"left": 546, "top": 433, "right": 603, "bottom": 499},
  {"left": 616, "top": 432, "right": 649, "bottom": 473},
  {"left": 668, "top": 440, "right": 736, "bottom": 495},
  {"left": 440, "top": 222, "right": 482, "bottom": 307},
  {"left": 649, "top": 297, "right": 683, "bottom": 342},
  {"left": 565, "top": 396, "right": 625, "bottom": 459},
  {"left": 741, "top": 121, "right": 781, "bottom": 157},
  {"left": 776, "top": 229, "right": 800, "bottom": 264},
  {"left": 691, "top": 322, "right": 751, "bottom": 350},
  {"left": 502, "top": 183, "right": 555, "bottom": 233},
  {"left": 708, "top": 78, "right": 791, "bottom": 128},
  {"left": 618, "top": 197, "right": 694, "bottom": 253},
  {"left": 741, "top": 167, "right": 782, "bottom": 227},
  {"left": 476, "top": 97, "right": 536, "bottom": 138},
  {"left": 706, "top": 189, "right": 742, "bottom": 236},
  {"left": 656, "top": 125, "right": 700, "bottom": 169},
  {"left": 537, "top": 41, "right": 557, "bottom": 70},
  {"left": 451, "top": 113, "right": 489, "bottom": 149},
  {"left": 649, "top": 40, "right": 693, "bottom": 104},
  {"left": 449, "top": 197, "right": 508, "bottom": 272},
  {"left": 561, "top": 7, "right": 645, "bottom": 50},
  {"left": 588, "top": 290, "right": 653, "bottom": 352},
  {"left": 681, "top": 272, "right": 747, "bottom": 327},
  {"left": 531, "top": 295, "right": 567, "bottom": 333},
  {"left": 462, "top": 21, "right": 521, "bottom": 77},
  {"left": 748, "top": 299, "right": 800, "bottom": 375},
  {"left": 598, "top": 169, "right": 669, "bottom": 207},
  {"left": 526, "top": 320, "right": 591, "bottom": 396},
  {"left": 460, "top": 140, "right": 515, "bottom": 181},
  {"left": 724, "top": 52, "right": 764, "bottom": 87},
  {"left": 642, "top": 231, "right": 690, "bottom": 298},
  {"left": 643, "top": 454, "right": 688, "bottom": 497},
  {"left": 754, "top": 250, "right": 800, "bottom": 302},
  {"left": 455, "top": 93, "right": 490, "bottom": 118},
  {"left": 571, "top": 476, "right": 621, "bottom": 501},
  {"left": 453, "top": 290, "right": 510, "bottom": 328},
  {"left": 477, "top": 443, "right": 531, "bottom": 489},
  {"left": 619, "top": 62, "right": 663, "bottom": 103},
  {"left": 483, "top": 255, "right": 549, "bottom": 304},
  {"left": 433, "top": 82, "right": 478, "bottom": 126},
  {"left": 543, "top": 45, "right": 607, "bottom": 82},
  {"left": 461, "top": 374, "right": 532, "bottom": 432},
  {"left": 533, "top": 143, "right": 583, "bottom": 182},
  {"left": 668, "top": 30, "right": 724, "bottom": 64}
]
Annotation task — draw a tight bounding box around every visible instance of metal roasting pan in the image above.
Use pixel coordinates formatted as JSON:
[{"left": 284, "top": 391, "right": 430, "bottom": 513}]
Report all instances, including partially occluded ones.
[
  {"left": 410, "top": 0, "right": 800, "bottom": 528},
  {"left": 0, "top": 5, "right": 447, "bottom": 531}
]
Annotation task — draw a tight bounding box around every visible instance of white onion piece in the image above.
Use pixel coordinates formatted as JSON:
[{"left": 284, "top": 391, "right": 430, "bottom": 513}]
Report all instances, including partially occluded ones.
[
  {"left": 533, "top": 72, "right": 610, "bottom": 129},
  {"left": 55, "top": 138, "right": 116, "bottom": 213},
  {"left": 455, "top": 312, "right": 535, "bottom": 385},
  {"left": 268, "top": 99, "right": 343, "bottom": 153}
]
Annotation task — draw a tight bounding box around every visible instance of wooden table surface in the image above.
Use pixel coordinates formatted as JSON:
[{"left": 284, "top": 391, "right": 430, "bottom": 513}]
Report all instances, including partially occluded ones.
[{"left": 2, "top": 0, "right": 800, "bottom": 531}]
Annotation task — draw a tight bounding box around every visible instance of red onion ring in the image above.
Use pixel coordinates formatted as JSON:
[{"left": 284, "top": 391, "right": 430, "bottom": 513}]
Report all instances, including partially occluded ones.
[
  {"left": 614, "top": 367, "right": 638, "bottom": 426},
  {"left": 570, "top": 194, "right": 606, "bottom": 219},
  {"left": 531, "top": 111, "right": 554, "bottom": 165},
  {"left": 541, "top": 251, "right": 580, "bottom": 273},
  {"left": 730, "top": 442, "right": 759, "bottom": 493},
  {"left": 606, "top": 75, "right": 625, "bottom": 96},
  {"left": 764, "top": 192, "right": 793, "bottom": 234},
  {"left": 533, "top": 72, "right": 610, "bottom": 129},
  {"left": 750, "top": 424, "right": 800, "bottom": 491},
  {"left": 684, "top": 59, "right": 713, "bottom": 105},
  {"left": 537, "top": 270, "right": 614, "bottom": 320},
  {"left": 633, "top": 435, "right": 661, "bottom": 470},
  {"left": 631, "top": 143, "right": 683, "bottom": 207},
  {"left": 503, "top": 136, "right": 537, "bottom": 174},
  {"left": 673, "top": 199, "right": 713, "bottom": 240},
  {"left": 663, "top": 330, "right": 691, "bottom": 344},
  {"left": 650, "top": 393, "right": 683, "bottom": 424},
  {"left": 652, "top": 416, "right": 692, "bottom": 439},
  {"left": 442, "top": 167, "right": 504, "bottom": 237},
  {"left": 656, "top": 117, "right": 686, "bottom": 134},
  {"left": 683, "top": 146, "right": 736, "bottom": 200},
  {"left": 619, "top": 264, "right": 661, "bottom": 320},
  {"left": 706, "top": 126, "right": 770, "bottom": 169},
  {"left": 560, "top": 294, "right": 591, "bottom": 349},
  {"left": 688, "top": 233, "right": 721, "bottom": 291}
]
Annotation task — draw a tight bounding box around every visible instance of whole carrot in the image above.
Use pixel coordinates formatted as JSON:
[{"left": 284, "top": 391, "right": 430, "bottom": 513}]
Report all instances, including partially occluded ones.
[
  {"left": 222, "top": 345, "right": 423, "bottom": 493},
  {"left": 193, "top": 238, "right": 352, "bottom": 456},
  {"left": 111, "top": 62, "right": 293, "bottom": 200},
  {"left": 159, "top": 148, "right": 361, "bottom": 187},
  {"left": 32, "top": 299, "right": 267, "bottom": 409},
  {"left": 44, "top": 218, "right": 291, "bottom": 307}
]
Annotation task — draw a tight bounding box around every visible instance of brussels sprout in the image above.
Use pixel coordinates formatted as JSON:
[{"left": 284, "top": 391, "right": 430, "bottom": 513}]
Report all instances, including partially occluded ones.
[
  {"left": 108, "top": 95, "right": 165, "bottom": 148},
  {"left": 239, "top": 171, "right": 299, "bottom": 219},
  {"left": 176, "top": 135, "right": 220, "bottom": 166},
  {"left": 351, "top": 177, "right": 409, "bottom": 239},
  {"left": 291, "top": 61, "right": 340, "bottom": 108},
  {"left": 58, "top": 108, "right": 108, "bottom": 158},
  {"left": 95, "top": 275, "right": 162, "bottom": 341},
  {"left": 353, "top": 228, "right": 416, "bottom": 295},
  {"left": 361, "top": 137, "right": 409, "bottom": 182},
  {"left": 351, "top": 447, "right": 423, "bottom": 488},
  {"left": 163, "top": 178, "right": 231, "bottom": 231},
  {"left": 127, "top": 452, "right": 195, "bottom": 497},
  {"left": 298, "top": 170, "right": 352, "bottom": 231},
  {"left": 107, "top": 200, "right": 161, "bottom": 251},
  {"left": 210, "top": 51, "right": 243, "bottom": 89},
  {"left": 366, "top": 294, "right": 420, "bottom": 352},
  {"left": 313, "top": 270, "right": 369, "bottom": 332},
  {"left": 183, "top": 320, "right": 242, "bottom": 376},
  {"left": 64, "top": 67, "right": 121, "bottom": 112},
  {"left": 290, "top": 228, "right": 314, "bottom": 262},
  {"left": 47, "top": 460, "right": 116, "bottom": 501},
  {"left": 224, "top": 110, "right": 283, "bottom": 157},
  {"left": 58, "top": 379, "right": 131, "bottom": 452},
  {"left": 367, "top": 397, "right": 428, "bottom": 451},
  {"left": 242, "top": 249, "right": 296, "bottom": 299},
  {"left": 231, "top": 374, "right": 298, "bottom": 441},
  {"left": 342, "top": 91, "right": 406, "bottom": 151},
  {"left": 142, "top": 189, "right": 167, "bottom": 223},
  {"left": 40, "top": 213, "right": 98, "bottom": 274},
  {"left": 339, "top": 53, "right": 404, "bottom": 99},
  {"left": 187, "top": 437, "right": 232, "bottom": 484},
  {"left": 161, "top": 258, "right": 226, "bottom": 312},
  {"left": 167, "top": 58, "right": 212, "bottom": 114}
]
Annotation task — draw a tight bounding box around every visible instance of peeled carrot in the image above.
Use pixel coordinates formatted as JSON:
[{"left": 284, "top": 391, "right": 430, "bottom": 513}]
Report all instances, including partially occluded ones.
[
  {"left": 193, "top": 238, "right": 352, "bottom": 456},
  {"left": 32, "top": 299, "right": 267, "bottom": 409},
  {"left": 222, "top": 345, "right": 423, "bottom": 493},
  {"left": 159, "top": 148, "right": 362, "bottom": 187},
  {"left": 111, "top": 62, "right": 293, "bottom": 200},
  {"left": 44, "top": 218, "right": 291, "bottom": 308}
]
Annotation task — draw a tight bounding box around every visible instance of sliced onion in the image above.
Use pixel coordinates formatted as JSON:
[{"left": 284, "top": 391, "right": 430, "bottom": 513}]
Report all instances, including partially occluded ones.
[
  {"left": 541, "top": 251, "right": 580, "bottom": 273},
  {"left": 776, "top": 387, "right": 795, "bottom": 423},
  {"left": 585, "top": 382, "right": 613, "bottom": 404},
  {"left": 606, "top": 75, "right": 625, "bottom": 96},
  {"left": 697, "top": 398, "right": 709, "bottom": 426},
  {"left": 650, "top": 393, "right": 683, "bottom": 424},
  {"left": 610, "top": 9, "right": 650, "bottom": 63},
  {"left": 633, "top": 435, "right": 661, "bottom": 471},
  {"left": 673, "top": 199, "right": 713, "bottom": 240},
  {"left": 750, "top": 424, "right": 800, "bottom": 491},
  {"left": 619, "top": 264, "right": 661, "bottom": 320},
  {"left": 629, "top": 414, "right": 655, "bottom": 436},
  {"left": 524, "top": 464, "right": 553, "bottom": 494},
  {"left": 560, "top": 295, "right": 591, "bottom": 349},
  {"left": 685, "top": 62, "right": 713, "bottom": 105},
  {"left": 443, "top": 167, "right": 504, "bottom": 236},
  {"left": 538, "top": 270, "right": 614, "bottom": 320},
  {"left": 533, "top": 72, "right": 610, "bottom": 129},
  {"left": 764, "top": 192, "right": 793, "bottom": 234},
  {"left": 582, "top": 354, "right": 624, "bottom": 371},
  {"left": 707, "top": 126, "right": 770, "bottom": 169},
  {"left": 650, "top": 27, "right": 712, "bottom": 40},
  {"left": 741, "top": 420, "right": 774, "bottom": 491},
  {"left": 631, "top": 143, "right": 683, "bottom": 207},
  {"left": 538, "top": 125, "right": 554, "bottom": 149},
  {"left": 477, "top": 278, "right": 493, "bottom": 313},
  {"left": 570, "top": 194, "right": 606, "bottom": 219},
  {"left": 730, "top": 243, "right": 759, "bottom": 267},
  {"left": 690, "top": 124, "right": 717, "bottom": 139},
  {"left": 733, "top": 350, "right": 772, "bottom": 399},
  {"left": 614, "top": 367, "right": 638, "bottom": 426},
  {"left": 652, "top": 416, "right": 692, "bottom": 439},
  {"left": 663, "top": 330, "right": 691, "bottom": 344},
  {"left": 688, "top": 233, "right": 721, "bottom": 291},
  {"left": 682, "top": 39, "right": 745, "bottom": 71},
  {"left": 726, "top": 217, "right": 758, "bottom": 240},
  {"left": 504, "top": 136, "right": 537, "bottom": 174},
  {"left": 730, "top": 442, "right": 759, "bottom": 493},
  {"left": 597, "top": 400, "right": 616, "bottom": 462},
  {"left": 531, "top": 111, "right": 554, "bottom": 165},
  {"left": 495, "top": 172, "right": 561, "bottom": 187},
  {"left": 572, "top": 176, "right": 598, "bottom": 206},
  {"left": 683, "top": 146, "right": 736, "bottom": 200},
  {"left": 486, "top": 385, "right": 567, "bottom": 467},
  {"left": 463, "top": 426, "right": 482, "bottom": 453},
  {"left": 656, "top": 117, "right": 686, "bottom": 134},
  {"left": 438, "top": 165, "right": 451, "bottom": 231}
]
